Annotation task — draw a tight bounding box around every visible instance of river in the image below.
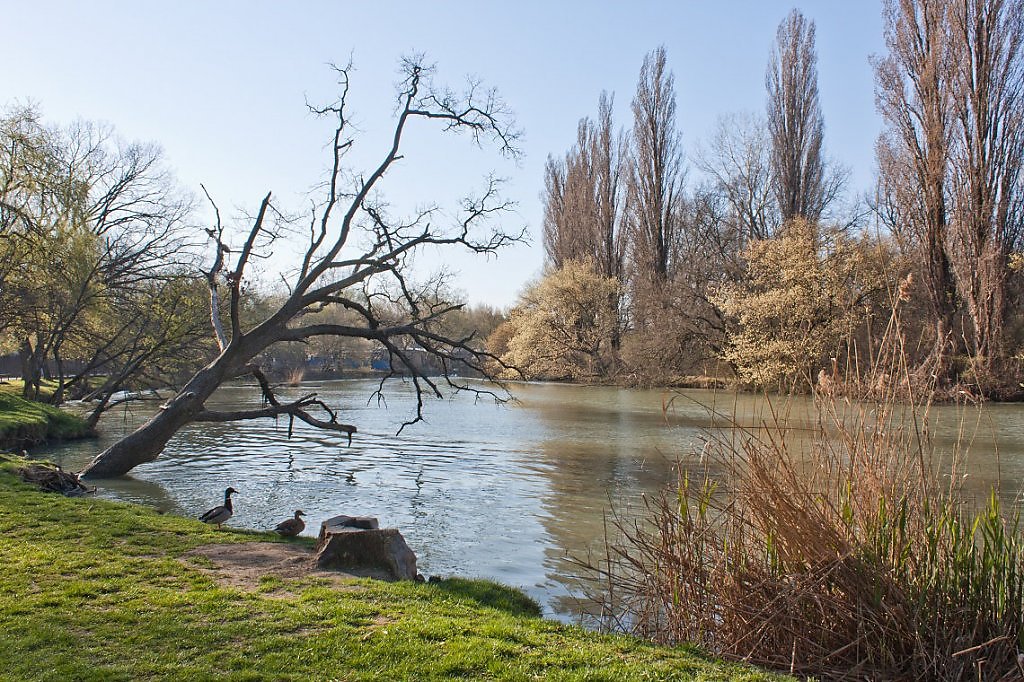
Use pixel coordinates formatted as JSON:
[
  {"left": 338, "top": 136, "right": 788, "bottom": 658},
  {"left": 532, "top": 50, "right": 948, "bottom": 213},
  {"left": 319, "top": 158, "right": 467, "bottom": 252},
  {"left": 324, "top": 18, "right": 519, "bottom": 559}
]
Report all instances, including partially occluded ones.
[{"left": 33, "top": 379, "right": 1024, "bottom": 621}]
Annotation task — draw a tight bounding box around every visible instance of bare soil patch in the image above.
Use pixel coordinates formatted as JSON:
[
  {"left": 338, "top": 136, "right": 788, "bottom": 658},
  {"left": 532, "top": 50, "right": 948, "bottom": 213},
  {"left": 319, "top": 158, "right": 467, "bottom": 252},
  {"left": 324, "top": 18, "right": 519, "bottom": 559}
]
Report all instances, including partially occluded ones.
[{"left": 181, "top": 542, "right": 388, "bottom": 592}]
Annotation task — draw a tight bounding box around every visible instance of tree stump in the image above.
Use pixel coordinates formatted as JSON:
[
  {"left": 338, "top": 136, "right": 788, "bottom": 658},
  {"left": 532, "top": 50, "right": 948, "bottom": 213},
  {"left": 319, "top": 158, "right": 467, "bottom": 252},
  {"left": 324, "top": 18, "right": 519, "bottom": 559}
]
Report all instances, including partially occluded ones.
[
  {"left": 314, "top": 516, "right": 417, "bottom": 581},
  {"left": 318, "top": 515, "right": 380, "bottom": 536}
]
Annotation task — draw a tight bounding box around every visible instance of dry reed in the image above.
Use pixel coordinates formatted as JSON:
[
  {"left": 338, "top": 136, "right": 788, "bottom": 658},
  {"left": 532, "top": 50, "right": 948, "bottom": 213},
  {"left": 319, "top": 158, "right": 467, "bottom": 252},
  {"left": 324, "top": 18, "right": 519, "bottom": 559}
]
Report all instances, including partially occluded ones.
[{"left": 582, "top": 300, "right": 1024, "bottom": 680}]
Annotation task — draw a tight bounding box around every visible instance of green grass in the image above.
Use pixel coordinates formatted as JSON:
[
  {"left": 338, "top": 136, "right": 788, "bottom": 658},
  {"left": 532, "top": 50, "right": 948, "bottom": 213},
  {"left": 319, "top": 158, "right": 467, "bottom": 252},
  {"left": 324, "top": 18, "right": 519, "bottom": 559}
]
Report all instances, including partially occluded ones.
[
  {"left": 0, "top": 460, "right": 788, "bottom": 681},
  {"left": 0, "top": 383, "right": 92, "bottom": 449}
]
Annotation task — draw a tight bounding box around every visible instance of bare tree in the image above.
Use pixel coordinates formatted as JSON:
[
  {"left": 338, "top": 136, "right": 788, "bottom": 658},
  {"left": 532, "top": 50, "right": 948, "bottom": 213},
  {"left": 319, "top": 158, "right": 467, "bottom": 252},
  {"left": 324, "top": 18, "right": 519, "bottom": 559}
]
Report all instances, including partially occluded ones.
[
  {"left": 875, "top": 0, "right": 1024, "bottom": 386},
  {"left": 695, "top": 112, "right": 779, "bottom": 246},
  {"left": 946, "top": 0, "right": 1024, "bottom": 371},
  {"left": 874, "top": 0, "right": 958, "bottom": 367},
  {"left": 81, "top": 57, "right": 521, "bottom": 478},
  {"left": 592, "top": 93, "right": 627, "bottom": 281},
  {"left": 767, "top": 9, "right": 843, "bottom": 223},
  {"left": 542, "top": 92, "right": 626, "bottom": 279},
  {"left": 627, "top": 47, "right": 684, "bottom": 285},
  {"left": 541, "top": 155, "right": 568, "bottom": 265}
]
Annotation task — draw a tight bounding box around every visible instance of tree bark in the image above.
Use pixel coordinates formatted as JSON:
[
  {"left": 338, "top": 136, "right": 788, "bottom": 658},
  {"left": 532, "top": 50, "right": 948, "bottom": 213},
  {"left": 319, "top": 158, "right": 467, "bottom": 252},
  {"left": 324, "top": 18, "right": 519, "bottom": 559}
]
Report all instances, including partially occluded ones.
[{"left": 80, "top": 358, "right": 231, "bottom": 478}]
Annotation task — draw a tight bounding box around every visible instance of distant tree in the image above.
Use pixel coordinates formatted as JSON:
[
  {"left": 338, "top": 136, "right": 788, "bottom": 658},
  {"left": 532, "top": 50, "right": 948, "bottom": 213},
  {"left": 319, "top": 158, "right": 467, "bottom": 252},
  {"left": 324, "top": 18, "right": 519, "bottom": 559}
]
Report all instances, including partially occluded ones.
[
  {"left": 81, "top": 57, "right": 521, "bottom": 478},
  {"left": 766, "top": 9, "right": 844, "bottom": 224},
  {"left": 432, "top": 302, "right": 506, "bottom": 351},
  {"left": 627, "top": 47, "right": 684, "bottom": 285},
  {"left": 621, "top": 45, "right": 690, "bottom": 381},
  {"left": 542, "top": 92, "right": 626, "bottom": 280},
  {"left": 874, "top": 0, "right": 958, "bottom": 372},
  {"left": 0, "top": 107, "right": 53, "bottom": 333},
  {"left": 0, "top": 110, "right": 196, "bottom": 401},
  {"left": 496, "top": 259, "right": 620, "bottom": 381},
  {"left": 695, "top": 112, "right": 779, "bottom": 245},
  {"left": 945, "top": 0, "right": 1024, "bottom": 376},
  {"left": 875, "top": 0, "right": 1024, "bottom": 391}
]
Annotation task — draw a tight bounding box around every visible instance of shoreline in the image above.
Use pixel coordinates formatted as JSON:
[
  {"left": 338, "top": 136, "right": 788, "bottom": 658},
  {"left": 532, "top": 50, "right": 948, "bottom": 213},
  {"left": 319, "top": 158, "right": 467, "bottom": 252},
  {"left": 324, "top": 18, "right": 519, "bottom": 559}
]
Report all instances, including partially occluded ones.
[{"left": 0, "top": 457, "right": 787, "bottom": 680}]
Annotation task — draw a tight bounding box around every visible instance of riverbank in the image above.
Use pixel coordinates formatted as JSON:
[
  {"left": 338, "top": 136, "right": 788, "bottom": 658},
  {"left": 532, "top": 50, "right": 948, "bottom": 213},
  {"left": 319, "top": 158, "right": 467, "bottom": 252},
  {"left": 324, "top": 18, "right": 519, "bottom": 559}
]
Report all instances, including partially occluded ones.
[
  {"left": 0, "top": 459, "right": 787, "bottom": 681},
  {"left": 0, "top": 383, "right": 93, "bottom": 450}
]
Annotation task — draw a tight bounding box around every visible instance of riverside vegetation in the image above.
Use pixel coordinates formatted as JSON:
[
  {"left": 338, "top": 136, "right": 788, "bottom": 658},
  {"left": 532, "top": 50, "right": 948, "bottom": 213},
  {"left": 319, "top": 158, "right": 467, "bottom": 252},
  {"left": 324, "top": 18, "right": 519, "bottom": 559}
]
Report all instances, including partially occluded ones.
[
  {"left": 5, "top": 1, "right": 1024, "bottom": 678},
  {"left": 0, "top": 382, "right": 91, "bottom": 450},
  {"left": 490, "top": 2, "right": 1024, "bottom": 402},
  {"left": 584, "top": 301, "right": 1024, "bottom": 680}
]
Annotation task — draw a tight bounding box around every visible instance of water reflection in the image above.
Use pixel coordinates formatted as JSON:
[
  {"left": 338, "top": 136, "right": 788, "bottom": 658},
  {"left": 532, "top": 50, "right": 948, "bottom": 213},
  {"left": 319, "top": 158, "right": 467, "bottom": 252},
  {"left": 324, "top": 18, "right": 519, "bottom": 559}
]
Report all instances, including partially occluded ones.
[{"left": 34, "top": 379, "right": 1024, "bottom": 620}]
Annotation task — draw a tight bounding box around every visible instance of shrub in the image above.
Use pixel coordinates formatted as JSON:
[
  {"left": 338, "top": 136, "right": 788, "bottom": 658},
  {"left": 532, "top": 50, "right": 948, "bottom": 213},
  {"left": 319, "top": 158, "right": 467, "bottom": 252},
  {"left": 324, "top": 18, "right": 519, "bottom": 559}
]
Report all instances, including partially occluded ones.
[
  {"left": 715, "top": 218, "right": 890, "bottom": 391},
  {"left": 495, "top": 259, "right": 620, "bottom": 381}
]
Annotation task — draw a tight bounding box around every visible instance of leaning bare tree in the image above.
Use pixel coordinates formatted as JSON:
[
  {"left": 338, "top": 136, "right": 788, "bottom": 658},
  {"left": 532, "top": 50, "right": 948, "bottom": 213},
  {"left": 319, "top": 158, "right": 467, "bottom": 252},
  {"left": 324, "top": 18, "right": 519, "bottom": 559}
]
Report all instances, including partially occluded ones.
[{"left": 81, "top": 57, "right": 521, "bottom": 478}]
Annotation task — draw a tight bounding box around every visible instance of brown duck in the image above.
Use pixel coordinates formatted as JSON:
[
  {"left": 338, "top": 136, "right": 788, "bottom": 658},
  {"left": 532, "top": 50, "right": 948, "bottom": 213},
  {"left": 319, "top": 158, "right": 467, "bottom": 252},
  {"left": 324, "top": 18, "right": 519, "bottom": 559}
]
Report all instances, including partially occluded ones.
[{"left": 273, "top": 510, "right": 306, "bottom": 537}]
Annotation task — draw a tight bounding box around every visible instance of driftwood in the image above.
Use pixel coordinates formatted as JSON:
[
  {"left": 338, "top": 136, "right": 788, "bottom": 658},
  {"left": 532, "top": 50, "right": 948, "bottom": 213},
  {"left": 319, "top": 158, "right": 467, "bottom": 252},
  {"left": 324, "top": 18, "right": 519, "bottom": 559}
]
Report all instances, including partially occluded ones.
[{"left": 18, "top": 462, "right": 94, "bottom": 496}]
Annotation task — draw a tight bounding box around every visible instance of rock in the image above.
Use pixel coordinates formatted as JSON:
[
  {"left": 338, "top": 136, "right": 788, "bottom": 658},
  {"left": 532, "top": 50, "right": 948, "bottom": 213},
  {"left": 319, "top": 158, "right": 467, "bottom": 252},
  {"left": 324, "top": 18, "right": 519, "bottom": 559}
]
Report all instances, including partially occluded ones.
[{"left": 314, "top": 520, "right": 417, "bottom": 581}]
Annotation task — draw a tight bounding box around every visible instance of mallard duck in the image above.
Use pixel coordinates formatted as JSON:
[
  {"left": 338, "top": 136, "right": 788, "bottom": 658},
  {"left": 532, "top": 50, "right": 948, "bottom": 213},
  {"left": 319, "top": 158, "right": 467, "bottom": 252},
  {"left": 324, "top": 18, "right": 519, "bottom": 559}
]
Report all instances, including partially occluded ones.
[
  {"left": 199, "top": 487, "right": 237, "bottom": 528},
  {"left": 273, "top": 509, "right": 306, "bottom": 537}
]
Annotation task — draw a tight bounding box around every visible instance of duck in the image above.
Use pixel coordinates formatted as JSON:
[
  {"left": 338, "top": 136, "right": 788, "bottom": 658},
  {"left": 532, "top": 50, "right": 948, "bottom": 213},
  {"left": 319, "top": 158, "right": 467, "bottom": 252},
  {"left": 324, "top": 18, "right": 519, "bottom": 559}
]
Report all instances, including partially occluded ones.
[
  {"left": 273, "top": 509, "right": 306, "bottom": 537},
  {"left": 199, "top": 487, "right": 237, "bottom": 528}
]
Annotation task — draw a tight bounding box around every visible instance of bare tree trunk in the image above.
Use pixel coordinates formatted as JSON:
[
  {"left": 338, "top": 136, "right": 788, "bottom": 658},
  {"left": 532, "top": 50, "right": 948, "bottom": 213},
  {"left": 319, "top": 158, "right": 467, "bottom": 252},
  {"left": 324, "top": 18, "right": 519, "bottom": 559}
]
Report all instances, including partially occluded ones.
[
  {"left": 80, "top": 361, "right": 227, "bottom": 477},
  {"left": 19, "top": 335, "right": 46, "bottom": 400}
]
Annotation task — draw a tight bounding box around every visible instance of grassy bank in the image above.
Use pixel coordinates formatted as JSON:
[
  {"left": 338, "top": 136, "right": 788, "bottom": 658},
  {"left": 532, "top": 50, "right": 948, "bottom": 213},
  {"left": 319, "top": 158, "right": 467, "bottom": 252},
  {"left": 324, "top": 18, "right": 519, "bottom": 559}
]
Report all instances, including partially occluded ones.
[
  {"left": 0, "top": 383, "right": 92, "bottom": 450},
  {"left": 0, "top": 461, "right": 786, "bottom": 681}
]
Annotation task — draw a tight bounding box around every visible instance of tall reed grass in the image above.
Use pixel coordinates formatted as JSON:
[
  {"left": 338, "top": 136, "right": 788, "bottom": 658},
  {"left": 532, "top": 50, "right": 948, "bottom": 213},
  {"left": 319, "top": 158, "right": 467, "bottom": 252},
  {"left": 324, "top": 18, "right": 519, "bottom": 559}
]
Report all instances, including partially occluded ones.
[{"left": 584, "top": 299, "right": 1024, "bottom": 680}]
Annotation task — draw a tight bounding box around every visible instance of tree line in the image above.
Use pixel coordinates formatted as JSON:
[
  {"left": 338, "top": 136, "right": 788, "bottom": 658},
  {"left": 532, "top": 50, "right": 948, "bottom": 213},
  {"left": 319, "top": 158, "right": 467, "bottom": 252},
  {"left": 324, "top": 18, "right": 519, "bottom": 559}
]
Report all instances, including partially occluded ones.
[
  {"left": 490, "top": 0, "right": 1024, "bottom": 399},
  {"left": 0, "top": 107, "right": 212, "bottom": 427}
]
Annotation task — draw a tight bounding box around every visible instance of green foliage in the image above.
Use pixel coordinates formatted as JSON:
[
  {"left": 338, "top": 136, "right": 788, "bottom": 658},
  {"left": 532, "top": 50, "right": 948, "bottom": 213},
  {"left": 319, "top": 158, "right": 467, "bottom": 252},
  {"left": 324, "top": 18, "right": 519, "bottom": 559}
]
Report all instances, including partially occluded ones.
[
  {"left": 715, "top": 219, "right": 888, "bottom": 389},
  {"left": 0, "top": 461, "right": 785, "bottom": 681},
  {"left": 496, "top": 259, "right": 621, "bottom": 381},
  {"left": 0, "top": 106, "right": 208, "bottom": 406}
]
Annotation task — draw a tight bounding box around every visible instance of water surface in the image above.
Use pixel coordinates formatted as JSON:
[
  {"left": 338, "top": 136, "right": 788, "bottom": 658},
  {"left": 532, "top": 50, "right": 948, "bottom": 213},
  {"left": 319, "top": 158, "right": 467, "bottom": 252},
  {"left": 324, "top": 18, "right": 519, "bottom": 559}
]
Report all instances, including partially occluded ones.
[{"left": 37, "top": 379, "right": 1024, "bottom": 620}]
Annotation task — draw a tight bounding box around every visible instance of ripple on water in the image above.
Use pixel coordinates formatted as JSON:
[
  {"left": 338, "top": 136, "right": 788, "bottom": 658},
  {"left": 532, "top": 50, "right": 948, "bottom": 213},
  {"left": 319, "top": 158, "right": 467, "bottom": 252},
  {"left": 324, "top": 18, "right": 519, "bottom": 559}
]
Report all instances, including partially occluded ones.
[{"left": 33, "top": 379, "right": 1024, "bottom": 620}]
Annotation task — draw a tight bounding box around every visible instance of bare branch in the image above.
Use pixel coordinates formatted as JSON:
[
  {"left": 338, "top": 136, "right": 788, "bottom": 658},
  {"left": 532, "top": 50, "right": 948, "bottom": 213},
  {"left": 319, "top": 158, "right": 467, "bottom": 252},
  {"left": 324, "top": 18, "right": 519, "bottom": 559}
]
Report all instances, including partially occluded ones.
[{"left": 200, "top": 184, "right": 229, "bottom": 352}]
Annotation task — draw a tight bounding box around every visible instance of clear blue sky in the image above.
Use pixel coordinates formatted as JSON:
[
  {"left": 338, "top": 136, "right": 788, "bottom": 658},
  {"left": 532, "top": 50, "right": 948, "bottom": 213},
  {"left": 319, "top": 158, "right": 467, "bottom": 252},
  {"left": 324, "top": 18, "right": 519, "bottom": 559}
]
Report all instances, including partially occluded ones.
[{"left": 2, "top": 1, "right": 885, "bottom": 308}]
